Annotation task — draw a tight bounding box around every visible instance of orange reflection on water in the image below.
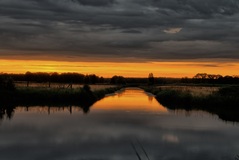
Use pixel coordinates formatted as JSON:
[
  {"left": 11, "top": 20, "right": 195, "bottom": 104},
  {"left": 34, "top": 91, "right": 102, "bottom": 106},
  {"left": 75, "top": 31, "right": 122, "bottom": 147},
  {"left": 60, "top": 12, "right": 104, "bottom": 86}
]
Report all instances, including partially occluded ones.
[{"left": 92, "top": 88, "right": 168, "bottom": 113}]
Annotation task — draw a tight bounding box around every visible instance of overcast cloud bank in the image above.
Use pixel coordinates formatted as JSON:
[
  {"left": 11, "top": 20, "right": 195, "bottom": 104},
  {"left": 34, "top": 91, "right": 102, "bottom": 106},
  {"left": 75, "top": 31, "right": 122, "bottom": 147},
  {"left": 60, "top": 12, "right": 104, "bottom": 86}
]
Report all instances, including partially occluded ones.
[{"left": 0, "top": 0, "right": 239, "bottom": 61}]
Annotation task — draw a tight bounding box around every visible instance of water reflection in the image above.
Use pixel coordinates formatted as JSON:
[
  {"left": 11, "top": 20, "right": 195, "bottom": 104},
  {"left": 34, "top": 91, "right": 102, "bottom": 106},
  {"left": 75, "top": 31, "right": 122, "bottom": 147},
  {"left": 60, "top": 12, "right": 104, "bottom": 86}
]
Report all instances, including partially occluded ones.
[
  {"left": 0, "top": 105, "right": 15, "bottom": 120},
  {"left": 0, "top": 88, "right": 239, "bottom": 160},
  {"left": 0, "top": 88, "right": 167, "bottom": 121},
  {"left": 91, "top": 88, "right": 168, "bottom": 113},
  {"left": 0, "top": 105, "right": 87, "bottom": 122}
]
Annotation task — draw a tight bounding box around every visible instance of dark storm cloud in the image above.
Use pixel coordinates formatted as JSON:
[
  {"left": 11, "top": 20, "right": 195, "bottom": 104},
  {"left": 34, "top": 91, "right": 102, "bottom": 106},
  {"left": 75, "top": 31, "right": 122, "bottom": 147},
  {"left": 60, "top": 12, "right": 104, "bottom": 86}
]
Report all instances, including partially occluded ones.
[
  {"left": 0, "top": 0, "right": 239, "bottom": 60},
  {"left": 121, "top": 29, "right": 142, "bottom": 34},
  {"left": 73, "top": 0, "right": 116, "bottom": 6}
]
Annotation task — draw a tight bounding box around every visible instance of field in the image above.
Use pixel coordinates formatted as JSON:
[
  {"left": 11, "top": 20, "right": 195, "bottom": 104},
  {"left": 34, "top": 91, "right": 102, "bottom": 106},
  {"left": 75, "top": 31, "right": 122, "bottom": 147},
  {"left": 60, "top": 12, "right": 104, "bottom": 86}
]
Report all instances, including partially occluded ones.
[
  {"left": 15, "top": 81, "right": 117, "bottom": 91},
  {"left": 0, "top": 82, "right": 122, "bottom": 111},
  {"left": 157, "top": 86, "right": 219, "bottom": 96}
]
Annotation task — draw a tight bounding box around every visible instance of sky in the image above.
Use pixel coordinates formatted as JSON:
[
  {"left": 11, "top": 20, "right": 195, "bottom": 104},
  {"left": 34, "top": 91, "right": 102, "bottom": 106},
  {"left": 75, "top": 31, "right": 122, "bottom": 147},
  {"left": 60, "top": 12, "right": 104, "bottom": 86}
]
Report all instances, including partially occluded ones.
[{"left": 0, "top": 0, "right": 239, "bottom": 77}]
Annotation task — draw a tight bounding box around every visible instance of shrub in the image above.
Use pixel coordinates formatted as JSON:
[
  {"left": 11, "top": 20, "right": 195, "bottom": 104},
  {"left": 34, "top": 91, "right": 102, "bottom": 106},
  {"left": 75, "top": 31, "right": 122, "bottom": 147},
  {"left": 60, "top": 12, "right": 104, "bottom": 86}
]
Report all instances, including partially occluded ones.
[
  {"left": 156, "top": 89, "right": 192, "bottom": 108},
  {"left": 218, "top": 86, "right": 239, "bottom": 97},
  {"left": 0, "top": 75, "right": 16, "bottom": 91},
  {"left": 83, "top": 84, "right": 91, "bottom": 92}
]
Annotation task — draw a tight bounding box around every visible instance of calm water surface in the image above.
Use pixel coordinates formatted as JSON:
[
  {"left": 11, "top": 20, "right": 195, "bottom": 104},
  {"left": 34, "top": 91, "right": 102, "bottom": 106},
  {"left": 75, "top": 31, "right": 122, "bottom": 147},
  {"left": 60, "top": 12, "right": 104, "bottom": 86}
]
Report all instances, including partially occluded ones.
[{"left": 1, "top": 88, "right": 239, "bottom": 160}]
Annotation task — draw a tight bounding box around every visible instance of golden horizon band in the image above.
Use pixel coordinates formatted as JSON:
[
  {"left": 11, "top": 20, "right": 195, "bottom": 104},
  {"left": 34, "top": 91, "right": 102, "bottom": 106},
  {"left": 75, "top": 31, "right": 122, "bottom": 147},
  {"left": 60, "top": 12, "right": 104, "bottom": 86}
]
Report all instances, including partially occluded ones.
[{"left": 0, "top": 59, "right": 239, "bottom": 78}]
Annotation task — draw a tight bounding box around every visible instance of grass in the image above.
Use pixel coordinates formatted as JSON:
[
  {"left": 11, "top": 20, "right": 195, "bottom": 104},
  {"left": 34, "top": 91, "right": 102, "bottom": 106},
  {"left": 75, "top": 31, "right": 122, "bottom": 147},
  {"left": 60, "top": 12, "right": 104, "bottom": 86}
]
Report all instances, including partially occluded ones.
[
  {"left": 0, "top": 85, "right": 122, "bottom": 110},
  {"left": 157, "top": 85, "right": 219, "bottom": 96},
  {"left": 15, "top": 82, "right": 117, "bottom": 91},
  {"left": 143, "top": 85, "right": 239, "bottom": 122},
  {"left": 0, "top": 85, "right": 122, "bottom": 119}
]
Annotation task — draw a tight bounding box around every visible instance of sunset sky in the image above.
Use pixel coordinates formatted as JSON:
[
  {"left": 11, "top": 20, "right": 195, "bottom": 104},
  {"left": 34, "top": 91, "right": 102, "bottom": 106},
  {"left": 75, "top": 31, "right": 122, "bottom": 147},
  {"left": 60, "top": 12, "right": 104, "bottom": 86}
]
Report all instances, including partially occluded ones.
[{"left": 0, "top": 0, "right": 239, "bottom": 77}]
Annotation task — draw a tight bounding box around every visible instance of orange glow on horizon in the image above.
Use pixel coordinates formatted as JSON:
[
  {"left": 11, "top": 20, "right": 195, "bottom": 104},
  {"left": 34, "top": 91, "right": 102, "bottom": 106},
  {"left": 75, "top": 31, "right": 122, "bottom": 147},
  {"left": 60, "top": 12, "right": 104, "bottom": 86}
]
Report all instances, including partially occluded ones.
[{"left": 0, "top": 59, "right": 239, "bottom": 78}]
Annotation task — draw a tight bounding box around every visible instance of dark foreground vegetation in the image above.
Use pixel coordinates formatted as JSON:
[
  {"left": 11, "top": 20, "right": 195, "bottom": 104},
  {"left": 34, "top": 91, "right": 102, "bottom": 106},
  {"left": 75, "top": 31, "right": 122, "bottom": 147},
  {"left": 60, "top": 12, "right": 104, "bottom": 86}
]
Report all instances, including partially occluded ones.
[
  {"left": 0, "top": 85, "right": 121, "bottom": 107},
  {"left": 143, "top": 86, "right": 239, "bottom": 122},
  {"left": 0, "top": 81, "right": 122, "bottom": 120}
]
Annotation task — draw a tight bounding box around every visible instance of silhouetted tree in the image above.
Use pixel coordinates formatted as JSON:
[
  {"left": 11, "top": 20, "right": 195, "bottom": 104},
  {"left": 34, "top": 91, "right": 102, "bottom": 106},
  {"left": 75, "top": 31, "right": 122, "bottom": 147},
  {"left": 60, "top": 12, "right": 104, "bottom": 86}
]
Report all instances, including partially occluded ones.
[
  {"left": 49, "top": 72, "right": 59, "bottom": 87},
  {"left": 89, "top": 74, "right": 98, "bottom": 84},
  {"left": 25, "top": 71, "right": 33, "bottom": 87},
  {"left": 148, "top": 73, "right": 154, "bottom": 85},
  {"left": 84, "top": 75, "right": 90, "bottom": 84},
  {"left": 50, "top": 72, "right": 59, "bottom": 82},
  {"left": 195, "top": 73, "right": 207, "bottom": 79},
  {"left": 99, "top": 76, "right": 105, "bottom": 83},
  {"left": 110, "top": 75, "right": 126, "bottom": 85},
  {"left": 33, "top": 72, "right": 50, "bottom": 83}
]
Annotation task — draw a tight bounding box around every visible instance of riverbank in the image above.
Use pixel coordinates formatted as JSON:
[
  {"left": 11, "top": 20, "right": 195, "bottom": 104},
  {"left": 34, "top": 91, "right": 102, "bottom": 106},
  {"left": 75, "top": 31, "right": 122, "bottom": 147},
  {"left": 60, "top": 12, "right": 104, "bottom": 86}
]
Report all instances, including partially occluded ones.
[
  {"left": 143, "top": 85, "right": 239, "bottom": 122},
  {"left": 0, "top": 85, "right": 122, "bottom": 109}
]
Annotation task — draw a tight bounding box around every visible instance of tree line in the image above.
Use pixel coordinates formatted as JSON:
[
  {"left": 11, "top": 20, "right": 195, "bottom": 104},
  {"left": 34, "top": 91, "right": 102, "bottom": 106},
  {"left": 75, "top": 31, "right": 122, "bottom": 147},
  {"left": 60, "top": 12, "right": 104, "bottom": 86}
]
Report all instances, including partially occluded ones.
[
  {"left": 0, "top": 72, "right": 155, "bottom": 87},
  {"left": 1, "top": 72, "right": 239, "bottom": 90},
  {"left": 181, "top": 73, "right": 239, "bottom": 84},
  {"left": 0, "top": 72, "right": 106, "bottom": 89},
  {"left": 5, "top": 72, "right": 104, "bottom": 85}
]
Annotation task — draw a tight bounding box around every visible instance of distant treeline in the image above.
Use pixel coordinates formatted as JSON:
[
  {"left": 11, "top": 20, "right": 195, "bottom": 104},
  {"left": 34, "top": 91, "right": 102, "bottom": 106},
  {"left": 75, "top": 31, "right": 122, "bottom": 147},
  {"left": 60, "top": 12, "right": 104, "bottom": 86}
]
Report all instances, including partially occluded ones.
[
  {"left": 0, "top": 72, "right": 177, "bottom": 87},
  {"left": 8, "top": 72, "right": 105, "bottom": 84},
  {"left": 181, "top": 73, "right": 239, "bottom": 84},
  {"left": 0, "top": 72, "right": 239, "bottom": 89}
]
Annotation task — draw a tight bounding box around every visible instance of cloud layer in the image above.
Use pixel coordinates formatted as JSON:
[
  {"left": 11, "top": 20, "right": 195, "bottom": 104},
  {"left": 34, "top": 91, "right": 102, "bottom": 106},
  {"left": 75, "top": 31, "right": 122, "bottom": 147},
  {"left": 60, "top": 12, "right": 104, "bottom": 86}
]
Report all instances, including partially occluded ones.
[{"left": 0, "top": 0, "right": 239, "bottom": 61}]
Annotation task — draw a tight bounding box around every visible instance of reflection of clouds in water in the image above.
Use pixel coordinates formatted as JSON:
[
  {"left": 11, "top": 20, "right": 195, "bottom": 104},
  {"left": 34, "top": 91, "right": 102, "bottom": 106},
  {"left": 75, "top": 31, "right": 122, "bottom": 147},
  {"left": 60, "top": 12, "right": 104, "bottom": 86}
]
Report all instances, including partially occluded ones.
[
  {"left": 1, "top": 110, "right": 239, "bottom": 160},
  {"left": 162, "top": 134, "right": 179, "bottom": 143}
]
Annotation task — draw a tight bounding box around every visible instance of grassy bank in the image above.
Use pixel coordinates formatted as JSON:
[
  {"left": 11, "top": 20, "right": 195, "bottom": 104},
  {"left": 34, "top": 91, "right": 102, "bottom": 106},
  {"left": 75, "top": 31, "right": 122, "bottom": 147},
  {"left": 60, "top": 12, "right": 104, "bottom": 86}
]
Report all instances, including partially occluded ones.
[
  {"left": 0, "top": 85, "right": 121, "bottom": 112},
  {"left": 143, "top": 85, "right": 239, "bottom": 122}
]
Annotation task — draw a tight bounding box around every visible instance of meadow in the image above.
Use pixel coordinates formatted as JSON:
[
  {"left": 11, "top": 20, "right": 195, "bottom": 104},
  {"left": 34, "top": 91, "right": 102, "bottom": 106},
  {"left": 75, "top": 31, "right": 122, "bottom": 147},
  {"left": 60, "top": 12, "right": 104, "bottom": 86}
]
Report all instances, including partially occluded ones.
[
  {"left": 15, "top": 81, "right": 117, "bottom": 91},
  {"left": 0, "top": 83, "right": 122, "bottom": 115},
  {"left": 157, "top": 85, "right": 219, "bottom": 96}
]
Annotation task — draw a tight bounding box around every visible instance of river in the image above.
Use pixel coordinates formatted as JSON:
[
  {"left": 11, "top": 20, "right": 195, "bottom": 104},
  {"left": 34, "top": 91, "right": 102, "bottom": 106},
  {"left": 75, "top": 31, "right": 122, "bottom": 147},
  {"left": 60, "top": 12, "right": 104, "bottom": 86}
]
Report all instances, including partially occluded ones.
[{"left": 0, "top": 88, "right": 239, "bottom": 160}]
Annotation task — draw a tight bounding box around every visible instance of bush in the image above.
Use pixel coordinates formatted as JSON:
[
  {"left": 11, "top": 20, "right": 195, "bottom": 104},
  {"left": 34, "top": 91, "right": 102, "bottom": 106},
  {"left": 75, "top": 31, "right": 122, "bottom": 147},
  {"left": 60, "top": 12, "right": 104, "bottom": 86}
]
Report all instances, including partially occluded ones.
[
  {"left": 83, "top": 84, "right": 91, "bottom": 92},
  {"left": 218, "top": 86, "right": 239, "bottom": 97},
  {"left": 156, "top": 89, "right": 192, "bottom": 108},
  {"left": 0, "top": 76, "right": 16, "bottom": 91}
]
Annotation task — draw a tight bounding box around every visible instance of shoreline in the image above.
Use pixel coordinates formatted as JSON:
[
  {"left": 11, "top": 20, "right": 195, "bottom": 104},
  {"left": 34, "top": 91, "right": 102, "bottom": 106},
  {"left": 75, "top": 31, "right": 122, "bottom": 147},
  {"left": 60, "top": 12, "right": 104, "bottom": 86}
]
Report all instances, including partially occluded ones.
[
  {"left": 142, "top": 85, "right": 239, "bottom": 122},
  {"left": 0, "top": 86, "right": 122, "bottom": 115}
]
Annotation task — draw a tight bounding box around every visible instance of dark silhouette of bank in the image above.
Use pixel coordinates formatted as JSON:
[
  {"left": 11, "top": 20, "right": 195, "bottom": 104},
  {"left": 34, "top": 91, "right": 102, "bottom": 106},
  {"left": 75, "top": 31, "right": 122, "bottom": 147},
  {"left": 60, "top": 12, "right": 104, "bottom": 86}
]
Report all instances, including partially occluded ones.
[
  {"left": 143, "top": 86, "right": 239, "bottom": 122},
  {"left": 0, "top": 81, "right": 121, "bottom": 120},
  {"left": 110, "top": 75, "right": 126, "bottom": 85},
  {"left": 1, "top": 72, "right": 239, "bottom": 122},
  {"left": 0, "top": 74, "right": 16, "bottom": 90}
]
